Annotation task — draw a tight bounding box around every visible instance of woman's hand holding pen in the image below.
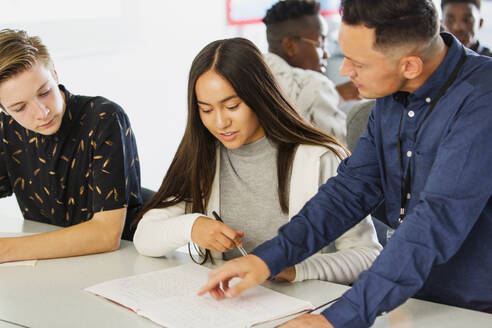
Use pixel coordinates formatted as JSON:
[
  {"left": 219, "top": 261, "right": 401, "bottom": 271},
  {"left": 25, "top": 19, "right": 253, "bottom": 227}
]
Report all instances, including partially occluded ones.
[{"left": 191, "top": 216, "right": 244, "bottom": 253}]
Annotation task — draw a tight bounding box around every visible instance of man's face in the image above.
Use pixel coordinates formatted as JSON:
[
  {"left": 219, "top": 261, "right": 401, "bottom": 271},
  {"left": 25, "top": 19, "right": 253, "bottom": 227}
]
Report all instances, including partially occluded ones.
[
  {"left": 338, "top": 23, "right": 406, "bottom": 99},
  {"left": 287, "top": 15, "right": 329, "bottom": 73},
  {"left": 0, "top": 62, "right": 65, "bottom": 135},
  {"left": 442, "top": 3, "right": 483, "bottom": 48}
]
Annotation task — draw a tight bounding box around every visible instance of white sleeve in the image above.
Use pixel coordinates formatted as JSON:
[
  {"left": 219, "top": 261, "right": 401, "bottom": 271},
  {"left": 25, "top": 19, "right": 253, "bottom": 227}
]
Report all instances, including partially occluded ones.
[
  {"left": 293, "top": 216, "right": 382, "bottom": 284},
  {"left": 133, "top": 202, "right": 201, "bottom": 257},
  {"left": 293, "top": 150, "right": 382, "bottom": 284}
]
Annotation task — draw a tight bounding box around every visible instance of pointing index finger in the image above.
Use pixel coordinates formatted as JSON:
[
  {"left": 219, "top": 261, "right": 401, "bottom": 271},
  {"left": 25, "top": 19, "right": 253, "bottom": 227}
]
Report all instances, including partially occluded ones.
[{"left": 198, "top": 265, "right": 237, "bottom": 296}]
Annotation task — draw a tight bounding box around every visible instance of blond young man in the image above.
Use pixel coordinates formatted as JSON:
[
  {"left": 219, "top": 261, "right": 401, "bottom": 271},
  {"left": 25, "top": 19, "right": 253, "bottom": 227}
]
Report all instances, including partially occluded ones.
[{"left": 0, "top": 29, "right": 142, "bottom": 263}]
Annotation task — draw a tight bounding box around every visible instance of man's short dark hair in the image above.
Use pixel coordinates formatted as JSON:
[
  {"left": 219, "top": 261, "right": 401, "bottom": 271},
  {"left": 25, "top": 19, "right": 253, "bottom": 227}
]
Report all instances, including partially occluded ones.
[
  {"left": 341, "top": 0, "right": 439, "bottom": 51},
  {"left": 441, "top": 0, "right": 481, "bottom": 10},
  {"left": 263, "top": 0, "right": 320, "bottom": 25}
]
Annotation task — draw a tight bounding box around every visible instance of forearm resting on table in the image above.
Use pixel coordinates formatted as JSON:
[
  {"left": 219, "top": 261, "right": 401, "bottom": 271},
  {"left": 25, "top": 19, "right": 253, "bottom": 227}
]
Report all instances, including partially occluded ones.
[{"left": 0, "top": 207, "right": 126, "bottom": 263}]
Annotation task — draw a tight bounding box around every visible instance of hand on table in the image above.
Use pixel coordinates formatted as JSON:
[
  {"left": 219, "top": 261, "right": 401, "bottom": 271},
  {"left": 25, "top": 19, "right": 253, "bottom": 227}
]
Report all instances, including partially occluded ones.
[
  {"left": 198, "top": 254, "right": 270, "bottom": 300},
  {"left": 191, "top": 216, "right": 244, "bottom": 253},
  {"left": 274, "top": 266, "right": 296, "bottom": 282}
]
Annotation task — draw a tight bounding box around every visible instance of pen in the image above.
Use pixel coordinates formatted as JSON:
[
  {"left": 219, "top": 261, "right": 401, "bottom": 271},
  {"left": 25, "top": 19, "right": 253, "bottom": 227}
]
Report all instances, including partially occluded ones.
[{"left": 212, "top": 211, "right": 248, "bottom": 256}]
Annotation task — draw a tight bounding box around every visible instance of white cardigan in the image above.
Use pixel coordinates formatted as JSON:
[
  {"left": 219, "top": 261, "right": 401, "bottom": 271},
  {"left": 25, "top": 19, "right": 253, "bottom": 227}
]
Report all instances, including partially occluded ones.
[{"left": 134, "top": 144, "right": 382, "bottom": 284}]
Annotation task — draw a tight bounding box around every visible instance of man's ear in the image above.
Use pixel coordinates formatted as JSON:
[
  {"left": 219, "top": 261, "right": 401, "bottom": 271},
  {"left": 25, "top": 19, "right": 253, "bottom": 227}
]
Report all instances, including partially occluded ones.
[
  {"left": 46, "top": 61, "right": 59, "bottom": 84},
  {"left": 400, "top": 55, "right": 423, "bottom": 80},
  {"left": 51, "top": 67, "right": 59, "bottom": 84},
  {"left": 281, "top": 36, "right": 299, "bottom": 58}
]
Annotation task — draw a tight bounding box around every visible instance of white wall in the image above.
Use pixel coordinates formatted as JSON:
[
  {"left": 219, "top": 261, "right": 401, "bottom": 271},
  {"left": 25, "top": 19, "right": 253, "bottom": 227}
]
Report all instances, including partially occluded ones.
[
  {"left": 479, "top": 2, "right": 492, "bottom": 46},
  {"left": 56, "top": 1, "right": 232, "bottom": 192}
]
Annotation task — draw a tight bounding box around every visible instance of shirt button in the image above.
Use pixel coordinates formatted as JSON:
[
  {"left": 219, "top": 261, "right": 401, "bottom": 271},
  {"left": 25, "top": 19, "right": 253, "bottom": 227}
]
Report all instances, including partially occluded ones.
[
  {"left": 407, "top": 150, "right": 412, "bottom": 158},
  {"left": 425, "top": 97, "right": 431, "bottom": 103},
  {"left": 408, "top": 111, "right": 415, "bottom": 118}
]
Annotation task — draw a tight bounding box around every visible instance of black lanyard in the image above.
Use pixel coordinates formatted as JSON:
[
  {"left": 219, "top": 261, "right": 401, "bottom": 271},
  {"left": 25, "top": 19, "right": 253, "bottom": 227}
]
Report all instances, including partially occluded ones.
[{"left": 396, "top": 47, "right": 467, "bottom": 224}]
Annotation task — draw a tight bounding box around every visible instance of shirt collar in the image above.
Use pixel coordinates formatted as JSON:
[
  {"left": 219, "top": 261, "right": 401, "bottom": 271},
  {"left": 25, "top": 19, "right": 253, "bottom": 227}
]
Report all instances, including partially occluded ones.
[
  {"left": 264, "top": 52, "right": 294, "bottom": 72},
  {"left": 411, "top": 32, "right": 465, "bottom": 103},
  {"left": 46, "top": 84, "right": 77, "bottom": 141},
  {"left": 392, "top": 91, "right": 411, "bottom": 107},
  {"left": 224, "top": 136, "right": 274, "bottom": 157}
]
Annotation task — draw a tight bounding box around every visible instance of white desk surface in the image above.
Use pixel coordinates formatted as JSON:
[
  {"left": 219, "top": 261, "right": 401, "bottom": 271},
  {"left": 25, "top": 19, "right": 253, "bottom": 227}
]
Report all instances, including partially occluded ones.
[
  {"left": 0, "top": 321, "right": 23, "bottom": 328},
  {"left": 0, "top": 218, "right": 491, "bottom": 328}
]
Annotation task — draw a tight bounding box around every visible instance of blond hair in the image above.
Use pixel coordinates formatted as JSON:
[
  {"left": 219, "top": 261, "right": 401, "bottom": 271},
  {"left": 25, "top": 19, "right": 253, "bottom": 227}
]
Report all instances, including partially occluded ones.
[{"left": 0, "top": 29, "right": 52, "bottom": 85}]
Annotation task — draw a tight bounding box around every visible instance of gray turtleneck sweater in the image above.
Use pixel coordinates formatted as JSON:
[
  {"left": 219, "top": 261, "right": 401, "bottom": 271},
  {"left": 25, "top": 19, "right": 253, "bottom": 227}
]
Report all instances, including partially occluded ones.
[{"left": 219, "top": 137, "right": 289, "bottom": 260}]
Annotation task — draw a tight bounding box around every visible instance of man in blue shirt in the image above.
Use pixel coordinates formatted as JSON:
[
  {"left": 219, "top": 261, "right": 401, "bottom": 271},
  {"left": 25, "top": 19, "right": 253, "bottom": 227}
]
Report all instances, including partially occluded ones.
[
  {"left": 199, "top": 0, "right": 492, "bottom": 327},
  {"left": 0, "top": 29, "right": 142, "bottom": 263}
]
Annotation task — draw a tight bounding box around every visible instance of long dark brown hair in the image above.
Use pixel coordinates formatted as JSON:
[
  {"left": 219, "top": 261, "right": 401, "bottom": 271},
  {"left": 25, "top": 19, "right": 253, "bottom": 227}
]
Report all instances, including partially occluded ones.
[{"left": 133, "top": 38, "right": 347, "bottom": 259}]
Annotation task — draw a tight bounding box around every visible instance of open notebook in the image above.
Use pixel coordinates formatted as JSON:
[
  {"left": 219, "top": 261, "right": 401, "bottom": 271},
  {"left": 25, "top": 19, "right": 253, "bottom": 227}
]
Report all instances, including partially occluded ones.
[{"left": 85, "top": 263, "right": 313, "bottom": 328}]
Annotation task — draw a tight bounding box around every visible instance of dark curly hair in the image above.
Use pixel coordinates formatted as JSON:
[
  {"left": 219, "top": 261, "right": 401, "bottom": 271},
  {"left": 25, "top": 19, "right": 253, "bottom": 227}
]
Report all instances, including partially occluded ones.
[
  {"left": 263, "top": 1, "right": 322, "bottom": 52},
  {"left": 341, "top": 0, "right": 439, "bottom": 51},
  {"left": 263, "top": 0, "right": 320, "bottom": 25}
]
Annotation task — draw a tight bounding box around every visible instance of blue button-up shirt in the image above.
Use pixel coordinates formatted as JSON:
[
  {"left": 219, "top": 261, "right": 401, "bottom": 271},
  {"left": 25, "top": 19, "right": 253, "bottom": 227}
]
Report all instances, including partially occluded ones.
[{"left": 252, "top": 33, "right": 492, "bottom": 327}]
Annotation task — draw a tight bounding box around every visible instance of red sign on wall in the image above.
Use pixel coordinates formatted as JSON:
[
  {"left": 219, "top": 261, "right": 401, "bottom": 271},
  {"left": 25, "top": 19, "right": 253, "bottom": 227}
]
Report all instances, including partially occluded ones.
[{"left": 226, "top": 0, "right": 339, "bottom": 26}]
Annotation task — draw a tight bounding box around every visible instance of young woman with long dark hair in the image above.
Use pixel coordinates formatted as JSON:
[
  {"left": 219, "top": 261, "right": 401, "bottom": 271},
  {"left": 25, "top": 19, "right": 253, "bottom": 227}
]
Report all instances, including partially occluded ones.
[{"left": 133, "top": 38, "right": 381, "bottom": 284}]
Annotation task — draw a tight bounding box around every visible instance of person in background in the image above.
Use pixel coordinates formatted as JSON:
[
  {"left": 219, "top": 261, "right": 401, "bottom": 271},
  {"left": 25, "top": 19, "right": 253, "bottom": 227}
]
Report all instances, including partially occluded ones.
[
  {"left": 263, "top": 0, "right": 360, "bottom": 145},
  {"left": 199, "top": 0, "right": 492, "bottom": 327},
  {"left": 133, "top": 37, "right": 381, "bottom": 285},
  {"left": 0, "top": 29, "right": 142, "bottom": 263},
  {"left": 441, "top": 0, "right": 492, "bottom": 56}
]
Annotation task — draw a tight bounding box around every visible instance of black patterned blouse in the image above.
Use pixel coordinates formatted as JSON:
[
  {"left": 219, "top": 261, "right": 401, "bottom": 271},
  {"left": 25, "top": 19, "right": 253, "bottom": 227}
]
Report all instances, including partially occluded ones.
[{"left": 0, "top": 85, "right": 142, "bottom": 238}]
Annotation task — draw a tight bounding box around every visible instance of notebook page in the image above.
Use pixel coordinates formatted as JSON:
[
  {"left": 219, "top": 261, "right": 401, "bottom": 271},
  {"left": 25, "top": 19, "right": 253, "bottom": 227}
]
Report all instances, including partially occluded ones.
[
  {"left": 0, "top": 260, "right": 36, "bottom": 267},
  {"left": 85, "top": 263, "right": 313, "bottom": 328}
]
